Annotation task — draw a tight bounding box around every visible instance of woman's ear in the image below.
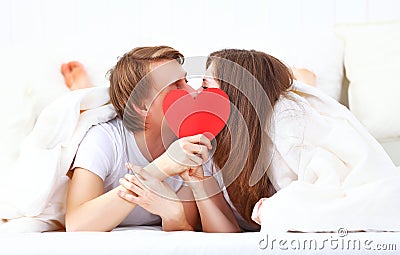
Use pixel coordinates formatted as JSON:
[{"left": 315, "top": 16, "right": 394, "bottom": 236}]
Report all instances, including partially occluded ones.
[{"left": 131, "top": 102, "right": 148, "bottom": 117}]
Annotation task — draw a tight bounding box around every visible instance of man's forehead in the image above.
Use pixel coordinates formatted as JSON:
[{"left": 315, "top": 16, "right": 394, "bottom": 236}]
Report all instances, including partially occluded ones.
[{"left": 149, "top": 60, "right": 186, "bottom": 88}]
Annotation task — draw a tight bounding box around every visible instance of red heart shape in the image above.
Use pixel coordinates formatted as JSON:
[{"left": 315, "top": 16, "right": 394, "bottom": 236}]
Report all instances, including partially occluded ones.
[{"left": 162, "top": 88, "right": 230, "bottom": 140}]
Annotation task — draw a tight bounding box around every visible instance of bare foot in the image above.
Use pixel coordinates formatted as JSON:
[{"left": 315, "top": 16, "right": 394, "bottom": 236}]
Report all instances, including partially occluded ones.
[
  {"left": 61, "top": 61, "right": 93, "bottom": 90},
  {"left": 292, "top": 67, "right": 317, "bottom": 86}
]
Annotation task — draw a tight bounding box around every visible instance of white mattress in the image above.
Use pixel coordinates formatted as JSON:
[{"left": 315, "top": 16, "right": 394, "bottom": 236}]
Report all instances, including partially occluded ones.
[{"left": 0, "top": 227, "right": 399, "bottom": 255}]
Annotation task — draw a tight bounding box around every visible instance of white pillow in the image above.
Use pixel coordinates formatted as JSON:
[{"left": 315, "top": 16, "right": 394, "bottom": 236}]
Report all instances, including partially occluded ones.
[
  {"left": 263, "top": 33, "right": 344, "bottom": 102},
  {"left": 336, "top": 21, "right": 400, "bottom": 141}
]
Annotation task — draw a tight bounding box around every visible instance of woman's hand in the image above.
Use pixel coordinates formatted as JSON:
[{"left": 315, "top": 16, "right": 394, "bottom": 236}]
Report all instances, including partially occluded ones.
[
  {"left": 180, "top": 166, "right": 207, "bottom": 192},
  {"left": 180, "top": 167, "right": 220, "bottom": 201},
  {"left": 151, "top": 134, "right": 212, "bottom": 178},
  {"left": 118, "top": 164, "right": 193, "bottom": 231}
]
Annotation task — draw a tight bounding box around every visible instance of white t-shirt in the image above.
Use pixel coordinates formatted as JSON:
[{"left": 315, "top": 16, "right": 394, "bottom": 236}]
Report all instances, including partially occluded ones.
[{"left": 72, "top": 117, "right": 183, "bottom": 227}]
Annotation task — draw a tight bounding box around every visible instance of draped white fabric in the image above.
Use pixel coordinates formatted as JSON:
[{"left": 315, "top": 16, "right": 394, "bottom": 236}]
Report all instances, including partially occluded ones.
[
  {"left": 0, "top": 87, "right": 115, "bottom": 232},
  {"left": 252, "top": 82, "right": 400, "bottom": 232}
]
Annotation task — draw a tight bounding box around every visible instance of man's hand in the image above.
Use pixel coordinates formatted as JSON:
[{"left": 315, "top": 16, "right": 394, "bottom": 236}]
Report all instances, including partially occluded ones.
[
  {"left": 151, "top": 134, "right": 212, "bottom": 178},
  {"left": 118, "top": 164, "right": 184, "bottom": 221}
]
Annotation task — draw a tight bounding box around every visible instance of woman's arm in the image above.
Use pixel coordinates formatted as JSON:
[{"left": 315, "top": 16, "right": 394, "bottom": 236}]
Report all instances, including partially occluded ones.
[
  {"left": 181, "top": 168, "right": 241, "bottom": 233},
  {"left": 66, "top": 167, "right": 137, "bottom": 232},
  {"left": 162, "top": 186, "right": 198, "bottom": 231},
  {"left": 176, "top": 186, "right": 199, "bottom": 230}
]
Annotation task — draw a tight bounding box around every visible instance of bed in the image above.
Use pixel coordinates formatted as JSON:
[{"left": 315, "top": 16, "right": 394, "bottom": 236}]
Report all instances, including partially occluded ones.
[
  {"left": 1, "top": 227, "right": 399, "bottom": 254},
  {"left": 1, "top": 0, "right": 399, "bottom": 254}
]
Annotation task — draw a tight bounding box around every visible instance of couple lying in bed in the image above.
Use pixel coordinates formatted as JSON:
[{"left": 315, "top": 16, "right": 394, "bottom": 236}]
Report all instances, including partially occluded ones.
[{"left": 63, "top": 46, "right": 398, "bottom": 233}]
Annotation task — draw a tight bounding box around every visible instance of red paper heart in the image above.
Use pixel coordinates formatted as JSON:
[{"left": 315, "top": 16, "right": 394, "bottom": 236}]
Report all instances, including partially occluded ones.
[{"left": 162, "top": 88, "right": 230, "bottom": 140}]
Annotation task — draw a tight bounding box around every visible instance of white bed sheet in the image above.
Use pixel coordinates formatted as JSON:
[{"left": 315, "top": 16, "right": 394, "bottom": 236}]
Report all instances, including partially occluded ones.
[{"left": 0, "top": 227, "right": 399, "bottom": 255}]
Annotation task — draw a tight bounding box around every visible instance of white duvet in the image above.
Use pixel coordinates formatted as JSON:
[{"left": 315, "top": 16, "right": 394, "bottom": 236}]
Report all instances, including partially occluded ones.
[
  {"left": 252, "top": 82, "right": 400, "bottom": 233},
  {"left": 0, "top": 87, "right": 115, "bottom": 232}
]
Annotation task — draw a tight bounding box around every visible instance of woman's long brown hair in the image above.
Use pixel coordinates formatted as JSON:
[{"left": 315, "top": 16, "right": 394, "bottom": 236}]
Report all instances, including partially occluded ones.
[{"left": 206, "top": 49, "right": 293, "bottom": 225}]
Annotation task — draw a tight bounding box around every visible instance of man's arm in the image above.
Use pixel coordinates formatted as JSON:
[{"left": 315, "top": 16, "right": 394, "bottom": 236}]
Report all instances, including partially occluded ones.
[
  {"left": 118, "top": 166, "right": 197, "bottom": 231},
  {"left": 66, "top": 167, "right": 136, "bottom": 232}
]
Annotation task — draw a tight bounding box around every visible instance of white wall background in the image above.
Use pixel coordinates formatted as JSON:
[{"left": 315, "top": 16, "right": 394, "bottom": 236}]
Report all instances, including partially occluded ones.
[
  {"left": 0, "top": 0, "right": 399, "bottom": 97},
  {"left": 1, "top": 0, "right": 400, "bottom": 50}
]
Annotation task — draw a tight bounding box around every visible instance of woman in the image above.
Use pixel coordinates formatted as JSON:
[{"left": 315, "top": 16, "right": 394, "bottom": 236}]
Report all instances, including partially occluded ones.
[
  {"left": 201, "top": 49, "right": 291, "bottom": 231},
  {"left": 196, "top": 49, "right": 399, "bottom": 232},
  {"left": 185, "top": 49, "right": 293, "bottom": 231},
  {"left": 65, "top": 46, "right": 232, "bottom": 232}
]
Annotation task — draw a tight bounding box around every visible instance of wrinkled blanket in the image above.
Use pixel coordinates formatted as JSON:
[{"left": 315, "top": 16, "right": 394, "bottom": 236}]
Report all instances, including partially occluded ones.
[
  {"left": 252, "top": 82, "right": 400, "bottom": 233},
  {"left": 0, "top": 87, "right": 115, "bottom": 232}
]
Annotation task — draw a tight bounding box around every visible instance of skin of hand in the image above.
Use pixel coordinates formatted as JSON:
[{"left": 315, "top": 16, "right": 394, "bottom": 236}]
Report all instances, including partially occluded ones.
[
  {"left": 180, "top": 166, "right": 207, "bottom": 192},
  {"left": 150, "top": 134, "right": 212, "bottom": 179},
  {"left": 118, "top": 164, "right": 192, "bottom": 230}
]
